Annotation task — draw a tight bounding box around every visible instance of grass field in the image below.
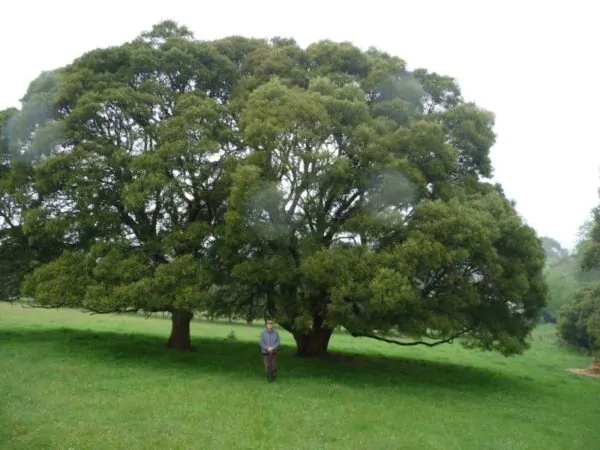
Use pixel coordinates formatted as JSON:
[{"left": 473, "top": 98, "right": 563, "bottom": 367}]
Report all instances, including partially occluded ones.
[{"left": 1, "top": 303, "right": 599, "bottom": 450}]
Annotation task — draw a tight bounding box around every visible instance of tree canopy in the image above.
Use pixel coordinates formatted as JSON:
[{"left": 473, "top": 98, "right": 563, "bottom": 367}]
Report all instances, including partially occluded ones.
[{"left": 0, "top": 21, "right": 547, "bottom": 356}]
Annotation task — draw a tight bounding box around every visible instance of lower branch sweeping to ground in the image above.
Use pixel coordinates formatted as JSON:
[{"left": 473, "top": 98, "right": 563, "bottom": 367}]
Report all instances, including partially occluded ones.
[{"left": 349, "top": 328, "right": 473, "bottom": 347}]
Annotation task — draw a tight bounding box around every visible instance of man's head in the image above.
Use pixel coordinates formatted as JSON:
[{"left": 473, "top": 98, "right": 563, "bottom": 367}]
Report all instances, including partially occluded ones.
[{"left": 266, "top": 320, "right": 274, "bottom": 330}]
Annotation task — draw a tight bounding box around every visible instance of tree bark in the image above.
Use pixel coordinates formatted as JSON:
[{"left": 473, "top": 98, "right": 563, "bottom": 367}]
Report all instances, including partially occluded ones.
[
  {"left": 165, "top": 309, "right": 193, "bottom": 351},
  {"left": 293, "top": 327, "right": 333, "bottom": 357}
]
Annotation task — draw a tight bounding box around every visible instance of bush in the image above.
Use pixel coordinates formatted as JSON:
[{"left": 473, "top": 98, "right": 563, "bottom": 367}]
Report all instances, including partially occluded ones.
[{"left": 557, "top": 283, "right": 600, "bottom": 354}]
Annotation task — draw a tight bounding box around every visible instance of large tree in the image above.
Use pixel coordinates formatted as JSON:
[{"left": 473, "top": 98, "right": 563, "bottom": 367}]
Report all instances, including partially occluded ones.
[
  {"left": 9, "top": 22, "right": 243, "bottom": 349},
  {"left": 211, "top": 36, "right": 547, "bottom": 355},
  {"left": 4, "top": 21, "right": 547, "bottom": 356}
]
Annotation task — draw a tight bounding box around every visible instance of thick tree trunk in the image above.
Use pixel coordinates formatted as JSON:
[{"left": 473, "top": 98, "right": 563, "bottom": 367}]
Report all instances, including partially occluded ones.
[
  {"left": 165, "top": 309, "right": 193, "bottom": 351},
  {"left": 293, "top": 328, "right": 333, "bottom": 357}
]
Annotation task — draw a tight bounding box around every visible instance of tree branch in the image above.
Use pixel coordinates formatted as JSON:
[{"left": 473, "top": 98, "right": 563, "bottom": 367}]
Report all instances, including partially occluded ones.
[
  {"left": 19, "top": 300, "right": 68, "bottom": 309},
  {"left": 0, "top": 208, "right": 15, "bottom": 228},
  {"left": 350, "top": 328, "right": 472, "bottom": 347},
  {"left": 151, "top": 189, "right": 162, "bottom": 230},
  {"left": 88, "top": 308, "right": 141, "bottom": 315},
  {"left": 19, "top": 299, "right": 143, "bottom": 316}
]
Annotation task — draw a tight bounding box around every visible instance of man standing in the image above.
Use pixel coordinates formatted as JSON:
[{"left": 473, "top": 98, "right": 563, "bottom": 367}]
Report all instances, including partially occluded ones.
[{"left": 259, "top": 320, "right": 280, "bottom": 381}]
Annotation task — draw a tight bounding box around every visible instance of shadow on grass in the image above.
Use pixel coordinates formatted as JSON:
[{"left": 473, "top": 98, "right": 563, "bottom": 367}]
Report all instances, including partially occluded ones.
[{"left": 0, "top": 327, "right": 530, "bottom": 395}]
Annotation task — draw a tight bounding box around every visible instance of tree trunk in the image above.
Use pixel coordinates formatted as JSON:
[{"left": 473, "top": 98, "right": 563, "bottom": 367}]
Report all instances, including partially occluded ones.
[
  {"left": 165, "top": 309, "right": 193, "bottom": 351},
  {"left": 293, "top": 328, "right": 333, "bottom": 357}
]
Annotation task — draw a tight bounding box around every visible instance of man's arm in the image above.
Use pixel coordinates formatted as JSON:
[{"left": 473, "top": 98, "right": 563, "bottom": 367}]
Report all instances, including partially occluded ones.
[
  {"left": 259, "top": 332, "right": 269, "bottom": 353},
  {"left": 273, "top": 332, "right": 281, "bottom": 350}
]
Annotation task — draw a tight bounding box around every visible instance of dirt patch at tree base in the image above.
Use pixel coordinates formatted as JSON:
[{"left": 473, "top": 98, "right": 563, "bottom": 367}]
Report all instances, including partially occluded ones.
[
  {"left": 568, "top": 368, "right": 600, "bottom": 378},
  {"left": 568, "top": 360, "right": 600, "bottom": 378}
]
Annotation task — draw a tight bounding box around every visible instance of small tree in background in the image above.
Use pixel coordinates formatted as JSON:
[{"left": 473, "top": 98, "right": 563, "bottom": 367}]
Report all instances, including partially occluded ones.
[
  {"left": 557, "top": 194, "right": 600, "bottom": 371},
  {"left": 557, "top": 284, "right": 600, "bottom": 357}
]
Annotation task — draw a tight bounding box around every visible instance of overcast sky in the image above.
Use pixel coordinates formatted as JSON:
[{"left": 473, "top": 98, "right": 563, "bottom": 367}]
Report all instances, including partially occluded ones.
[{"left": 1, "top": 0, "right": 597, "bottom": 249}]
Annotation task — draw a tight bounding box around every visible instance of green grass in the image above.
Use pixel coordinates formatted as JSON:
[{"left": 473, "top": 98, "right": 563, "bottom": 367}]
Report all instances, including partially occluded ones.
[{"left": 1, "top": 304, "right": 599, "bottom": 449}]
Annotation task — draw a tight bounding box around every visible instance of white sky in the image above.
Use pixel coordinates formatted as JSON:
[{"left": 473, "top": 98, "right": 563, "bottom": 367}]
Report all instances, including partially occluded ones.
[{"left": 1, "top": 0, "right": 597, "bottom": 249}]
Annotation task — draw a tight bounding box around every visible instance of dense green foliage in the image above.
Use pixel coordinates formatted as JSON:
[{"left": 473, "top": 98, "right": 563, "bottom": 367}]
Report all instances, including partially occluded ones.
[
  {"left": 1, "top": 108, "right": 64, "bottom": 301},
  {"left": 1, "top": 305, "right": 599, "bottom": 449},
  {"left": 0, "top": 21, "right": 547, "bottom": 356}
]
